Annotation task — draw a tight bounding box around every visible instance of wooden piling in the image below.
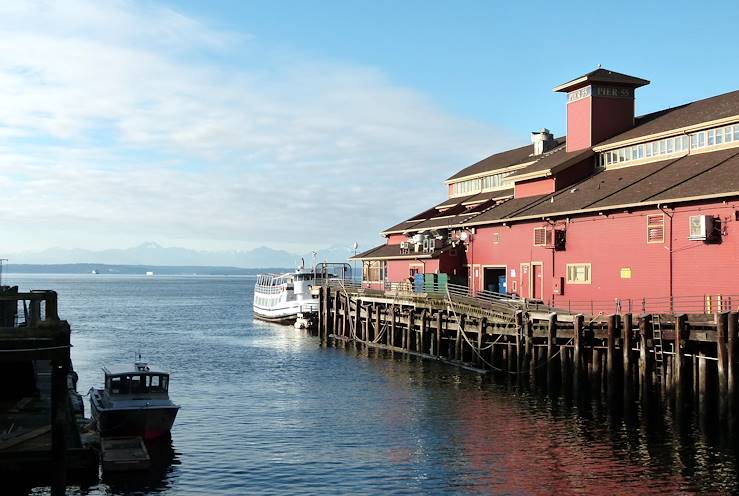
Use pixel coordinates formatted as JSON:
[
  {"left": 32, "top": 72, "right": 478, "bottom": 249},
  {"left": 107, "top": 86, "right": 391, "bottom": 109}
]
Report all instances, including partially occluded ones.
[
  {"left": 436, "top": 311, "right": 443, "bottom": 357},
  {"left": 455, "top": 314, "right": 464, "bottom": 361},
  {"left": 389, "top": 305, "right": 396, "bottom": 347},
  {"left": 607, "top": 314, "right": 618, "bottom": 399},
  {"left": 639, "top": 315, "right": 653, "bottom": 398},
  {"left": 573, "top": 314, "right": 584, "bottom": 391},
  {"left": 718, "top": 312, "right": 729, "bottom": 417},
  {"left": 50, "top": 360, "right": 68, "bottom": 496},
  {"left": 623, "top": 313, "right": 633, "bottom": 395},
  {"left": 729, "top": 312, "right": 737, "bottom": 416},
  {"left": 675, "top": 314, "right": 686, "bottom": 399},
  {"left": 546, "top": 313, "right": 557, "bottom": 389},
  {"left": 478, "top": 318, "right": 486, "bottom": 368}
]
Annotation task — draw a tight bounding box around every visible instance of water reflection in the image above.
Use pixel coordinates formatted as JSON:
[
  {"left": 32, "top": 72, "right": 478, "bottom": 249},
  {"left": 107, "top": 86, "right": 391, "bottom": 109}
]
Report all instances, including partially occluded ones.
[{"left": 3, "top": 274, "right": 737, "bottom": 495}]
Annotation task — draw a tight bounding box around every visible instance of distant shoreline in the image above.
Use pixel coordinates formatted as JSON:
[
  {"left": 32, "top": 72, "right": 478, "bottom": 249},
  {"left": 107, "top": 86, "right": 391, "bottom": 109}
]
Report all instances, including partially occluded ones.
[{"left": 2, "top": 263, "right": 291, "bottom": 276}]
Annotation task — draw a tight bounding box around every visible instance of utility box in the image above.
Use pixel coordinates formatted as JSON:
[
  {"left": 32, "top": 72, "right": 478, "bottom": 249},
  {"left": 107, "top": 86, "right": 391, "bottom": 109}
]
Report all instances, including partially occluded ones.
[
  {"left": 414, "top": 273, "right": 425, "bottom": 293},
  {"left": 553, "top": 276, "right": 564, "bottom": 295},
  {"left": 437, "top": 273, "right": 449, "bottom": 293},
  {"left": 424, "top": 273, "right": 436, "bottom": 293}
]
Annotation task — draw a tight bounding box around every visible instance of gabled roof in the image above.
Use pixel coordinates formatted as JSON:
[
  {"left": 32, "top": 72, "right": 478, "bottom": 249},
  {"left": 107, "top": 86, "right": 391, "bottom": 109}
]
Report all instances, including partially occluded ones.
[
  {"left": 446, "top": 137, "right": 565, "bottom": 181},
  {"left": 465, "top": 147, "right": 739, "bottom": 224},
  {"left": 553, "top": 68, "right": 650, "bottom": 93},
  {"left": 351, "top": 243, "right": 453, "bottom": 261},
  {"left": 596, "top": 89, "right": 739, "bottom": 148},
  {"left": 508, "top": 146, "right": 594, "bottom": 181}
]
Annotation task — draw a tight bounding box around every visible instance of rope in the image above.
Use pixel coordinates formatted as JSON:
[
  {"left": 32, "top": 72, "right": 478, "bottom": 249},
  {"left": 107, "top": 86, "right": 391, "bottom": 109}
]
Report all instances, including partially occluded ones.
[{"left": 0, "top": 344, "right": 72, "bottom": 353}]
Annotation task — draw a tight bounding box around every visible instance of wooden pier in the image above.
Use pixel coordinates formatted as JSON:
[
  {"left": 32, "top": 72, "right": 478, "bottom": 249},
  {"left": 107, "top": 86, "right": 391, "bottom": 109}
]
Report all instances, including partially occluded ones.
[
  {"left": 0, "top": 286, "right": 97, "bottom": 494},
  {"left": 314, "top": 284, "right": 738, "bottom": 422}
]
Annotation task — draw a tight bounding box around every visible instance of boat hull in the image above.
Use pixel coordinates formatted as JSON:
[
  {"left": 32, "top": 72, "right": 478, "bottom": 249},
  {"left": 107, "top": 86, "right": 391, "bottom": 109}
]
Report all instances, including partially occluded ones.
[
  {"left": 90, "top": 392, "right": 179, "bottom": 439},
  {"left": 253, "top": 302, "right": 318, "bottom": 325}
]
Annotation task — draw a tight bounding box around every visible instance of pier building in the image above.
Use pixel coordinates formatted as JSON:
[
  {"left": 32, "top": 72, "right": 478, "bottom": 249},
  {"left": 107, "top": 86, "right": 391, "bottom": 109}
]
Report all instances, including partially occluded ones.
[{"left": 354, "top": 68, "right": 739, "bottom": 313}]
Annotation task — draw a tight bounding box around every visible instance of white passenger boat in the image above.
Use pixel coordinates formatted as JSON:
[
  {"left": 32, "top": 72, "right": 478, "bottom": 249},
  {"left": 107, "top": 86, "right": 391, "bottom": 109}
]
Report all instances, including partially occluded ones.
[
  {"left": 253, "top": 262, "right": 350, "bottom": 324},
  {"left": 89, "top": 360, "right": 179, "bottom": 439}
]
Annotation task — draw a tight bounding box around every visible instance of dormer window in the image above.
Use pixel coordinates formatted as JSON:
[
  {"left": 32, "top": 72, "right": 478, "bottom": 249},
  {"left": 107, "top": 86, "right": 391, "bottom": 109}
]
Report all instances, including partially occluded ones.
[{"left": 599, "top": 123, "right": 739, "bottom": 169}]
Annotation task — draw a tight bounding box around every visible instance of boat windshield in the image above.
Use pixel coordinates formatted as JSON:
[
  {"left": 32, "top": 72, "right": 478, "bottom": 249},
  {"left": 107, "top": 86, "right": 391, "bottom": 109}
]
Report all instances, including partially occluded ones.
[{"left": 107, "top": 373, "right": 169, "bottom": 395}]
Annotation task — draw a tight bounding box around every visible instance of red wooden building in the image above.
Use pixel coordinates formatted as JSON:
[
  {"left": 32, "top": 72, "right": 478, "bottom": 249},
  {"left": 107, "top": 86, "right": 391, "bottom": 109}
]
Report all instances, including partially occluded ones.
[{"left": 354, "top": 68, "right": 739, "bottom": 313}]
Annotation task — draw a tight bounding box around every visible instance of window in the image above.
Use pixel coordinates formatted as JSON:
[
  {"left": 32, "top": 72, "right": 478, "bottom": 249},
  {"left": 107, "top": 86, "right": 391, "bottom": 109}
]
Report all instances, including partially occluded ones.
[
  {"left": 566, "top": 263, "right": 591, "bottom": 284},
  {"left": 647, "top": 214, "right": 665, "bottom": 243},
  {"left": 363, "top": 261, "right": 383, "bottom": 282},
  {"left": 533, "top": 227, "right": 552, "bottom": 246}
]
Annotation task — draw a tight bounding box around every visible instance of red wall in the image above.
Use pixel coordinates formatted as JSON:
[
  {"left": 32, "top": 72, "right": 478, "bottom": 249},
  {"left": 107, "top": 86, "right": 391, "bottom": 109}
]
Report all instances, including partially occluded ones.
[
  {"left": 469, "top": 200, "right": 739, "bottom": 311},
  {"left": 566, "top": 98, "right": 591, "bottom": 152},
  {"left": 567, "top": 96, "right": 635, "bottom": 151},
  {"left": 591, "top": 97, "right": 635, "bottom": 146},
  {"left": 515, "top": 178, "right": 555, "bottom": 198},
  {"left": 387, "top": 234, "right": 406, "bottom": 244}
]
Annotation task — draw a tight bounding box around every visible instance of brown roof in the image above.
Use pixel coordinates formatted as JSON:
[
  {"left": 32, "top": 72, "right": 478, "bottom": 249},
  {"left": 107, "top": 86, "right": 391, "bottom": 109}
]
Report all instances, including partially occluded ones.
[
  {"left": 466, "top": 148, "right": 739, "bottom": 224},
  {"left": 462, "top": 194, "right": 549, "bottom": 225},
  {"left": 446, "top": 137, "right": 565, "bottom": 181},
  {"left": 351, "top": 243, "right": 451, "bottom": 261},
  {"left": 508, "top": 146, "right": 594, "bottom": 179},
  {"left": 597, "top": 90, "right": 739, "bottom": 147},
  {"left": 553, "top": 68, "right": 650, "bottom": 93}
]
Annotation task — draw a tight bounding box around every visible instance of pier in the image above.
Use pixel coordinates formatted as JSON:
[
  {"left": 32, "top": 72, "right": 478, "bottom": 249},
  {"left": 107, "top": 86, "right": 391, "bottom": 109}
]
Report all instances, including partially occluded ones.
[
  {"left": 0, "top": 286, "right": 97, "bottom": 494},
  {"left": 314, "top": 282, "right": 738, "bottom": 422}
]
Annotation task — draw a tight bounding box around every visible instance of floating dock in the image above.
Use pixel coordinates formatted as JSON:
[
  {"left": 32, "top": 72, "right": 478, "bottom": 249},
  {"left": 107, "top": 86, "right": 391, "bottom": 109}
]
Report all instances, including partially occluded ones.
[
  {"left": 101, "top": 437, "right": 151, "bottom": 472},
  {"left": 0, "top": 286, "right": 98, "bottom": 495}
]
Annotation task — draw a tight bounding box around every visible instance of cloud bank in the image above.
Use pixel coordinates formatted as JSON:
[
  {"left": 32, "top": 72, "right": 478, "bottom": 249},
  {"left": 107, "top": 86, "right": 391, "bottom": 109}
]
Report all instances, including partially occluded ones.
[{"left": 0, "top": 0, "right": 516, "bottom": 256}]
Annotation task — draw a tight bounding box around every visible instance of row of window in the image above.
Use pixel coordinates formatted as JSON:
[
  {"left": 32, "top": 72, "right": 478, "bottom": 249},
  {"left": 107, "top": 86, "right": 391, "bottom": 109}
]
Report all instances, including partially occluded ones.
[
  {"left": 599, "top": 123, "right": 739, "bottom": 168},
  {"left": 450, "top": 170, "right": 513, "bottom": 196}
]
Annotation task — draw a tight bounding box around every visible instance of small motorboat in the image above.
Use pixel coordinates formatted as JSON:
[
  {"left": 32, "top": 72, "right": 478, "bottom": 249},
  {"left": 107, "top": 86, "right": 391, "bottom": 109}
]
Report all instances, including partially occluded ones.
[{"left": 89, "top": 360, "right": 180, "bottom": 439}]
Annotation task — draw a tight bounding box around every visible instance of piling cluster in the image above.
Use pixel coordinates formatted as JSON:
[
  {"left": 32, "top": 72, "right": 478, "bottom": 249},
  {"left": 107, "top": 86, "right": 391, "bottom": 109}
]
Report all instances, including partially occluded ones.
[{"left": 315, "top": 285, "right": 738, "bottom": 423}]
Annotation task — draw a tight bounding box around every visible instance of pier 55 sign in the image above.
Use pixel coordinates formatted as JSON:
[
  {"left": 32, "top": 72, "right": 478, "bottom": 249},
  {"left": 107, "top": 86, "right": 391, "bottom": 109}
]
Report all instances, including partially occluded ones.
[{"left": 568, "top": 85, "right": 635, "bottom": 103}]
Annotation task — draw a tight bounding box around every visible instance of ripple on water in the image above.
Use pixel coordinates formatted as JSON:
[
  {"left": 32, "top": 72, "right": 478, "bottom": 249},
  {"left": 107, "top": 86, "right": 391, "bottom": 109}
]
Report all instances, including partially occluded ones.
[{"left": 3, "top": 274, "right": 737, "bottom": 495}]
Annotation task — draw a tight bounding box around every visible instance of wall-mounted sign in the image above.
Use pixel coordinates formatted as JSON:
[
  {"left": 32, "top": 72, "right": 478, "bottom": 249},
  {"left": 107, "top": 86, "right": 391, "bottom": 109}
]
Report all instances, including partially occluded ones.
[
  {"left": 620, "top": 267, "right": 632, "bottom": 279},
  {"left": 511, "top": 269, "right": 516, "bottom": 278},
  {"left": 594, "top": 85, "right": 634, "bottom": 99},
  {"left": 567, "top": 85, "right": 591, "bottom": 103}
]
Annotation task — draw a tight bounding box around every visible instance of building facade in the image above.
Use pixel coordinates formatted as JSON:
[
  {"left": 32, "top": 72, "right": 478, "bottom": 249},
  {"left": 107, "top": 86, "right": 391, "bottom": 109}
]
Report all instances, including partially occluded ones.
[{"left": 354, "top": 68, "right": 739, "bottom": 312}]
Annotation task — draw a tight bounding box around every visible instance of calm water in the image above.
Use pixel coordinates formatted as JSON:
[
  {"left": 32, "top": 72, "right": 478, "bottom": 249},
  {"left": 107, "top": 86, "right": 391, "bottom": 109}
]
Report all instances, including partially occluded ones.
[{"left": 6, "top": 274, "right": 739, "bottom": 495}]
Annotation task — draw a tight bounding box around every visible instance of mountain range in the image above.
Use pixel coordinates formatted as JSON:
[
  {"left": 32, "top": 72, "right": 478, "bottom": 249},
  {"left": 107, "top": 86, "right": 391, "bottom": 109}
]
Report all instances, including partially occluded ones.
[{"left": 3, "top": 242, "right": 360, "bottom": 269}]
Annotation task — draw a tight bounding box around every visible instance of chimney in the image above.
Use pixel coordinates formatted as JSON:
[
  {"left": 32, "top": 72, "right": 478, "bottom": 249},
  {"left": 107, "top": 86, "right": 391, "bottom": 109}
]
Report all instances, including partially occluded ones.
[
  {"left": 531, "top": 128, "right": 557, "bottom": 155},
  {"left": 554, "top": 68, "right": 649, "bottom": 152}
]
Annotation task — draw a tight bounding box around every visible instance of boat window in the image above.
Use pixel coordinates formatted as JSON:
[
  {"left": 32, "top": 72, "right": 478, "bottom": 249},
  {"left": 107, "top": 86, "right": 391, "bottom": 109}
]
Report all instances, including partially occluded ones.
[
  {"left": 148, "top": 374, "right": 168, "bottom": 393},
  {"left": 128, "top": 374, "right": 147, "bottom": 394},
  {"left": 110, "top": 376, "right": 122, "bottom": 394}
]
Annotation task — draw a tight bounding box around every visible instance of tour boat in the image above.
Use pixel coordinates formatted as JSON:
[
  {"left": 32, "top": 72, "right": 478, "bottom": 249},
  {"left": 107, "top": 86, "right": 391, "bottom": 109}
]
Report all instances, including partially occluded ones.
[
  {"left": 89, "top": 360, "right": 179, "bottom": 439},
  {"left": 253, "top": 261, "right": 350, "bottom": 324}
]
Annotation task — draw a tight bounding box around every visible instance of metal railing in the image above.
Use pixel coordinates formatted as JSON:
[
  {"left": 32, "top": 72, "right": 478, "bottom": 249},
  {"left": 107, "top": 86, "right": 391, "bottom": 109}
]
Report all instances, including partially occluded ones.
[
  {"left": 553, "top": 294, "right": 739, "bottom": 315},
  {"left": 323, "top": 279, "right": 530, "bottom": 316}
]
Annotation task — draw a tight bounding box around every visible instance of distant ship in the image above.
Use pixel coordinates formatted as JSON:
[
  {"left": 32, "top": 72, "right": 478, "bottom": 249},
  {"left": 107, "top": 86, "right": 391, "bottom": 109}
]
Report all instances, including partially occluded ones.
[
  {"left": 91, "top": 270, "right": 98, "bottom": 275},
  {"left": 145, "top": 271, "right": 155, "bottom": 276}
]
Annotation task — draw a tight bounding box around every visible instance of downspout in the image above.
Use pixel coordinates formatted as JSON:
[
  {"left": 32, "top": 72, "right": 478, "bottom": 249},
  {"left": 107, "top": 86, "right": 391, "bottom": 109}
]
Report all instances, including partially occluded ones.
[{"left": 659, "top": 204, "right": 674, "bottom": 311}]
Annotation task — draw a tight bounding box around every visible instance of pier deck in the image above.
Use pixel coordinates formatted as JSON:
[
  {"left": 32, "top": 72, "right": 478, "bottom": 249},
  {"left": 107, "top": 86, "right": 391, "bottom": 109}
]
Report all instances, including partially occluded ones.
[{"left": 0, "top": 287, "right": 98, "bottom": 494}]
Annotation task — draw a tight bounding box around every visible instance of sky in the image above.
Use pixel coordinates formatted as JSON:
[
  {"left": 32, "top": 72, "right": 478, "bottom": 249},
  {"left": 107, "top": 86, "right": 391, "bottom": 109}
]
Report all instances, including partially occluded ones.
[{"left": 1, "top": 0, "right": 738, "bottom": 258}]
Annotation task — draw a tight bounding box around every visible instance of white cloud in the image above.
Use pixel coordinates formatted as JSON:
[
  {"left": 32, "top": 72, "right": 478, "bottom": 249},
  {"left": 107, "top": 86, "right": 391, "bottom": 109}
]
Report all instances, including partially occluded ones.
[{"left": 0, "top": 0, "right": 517, "bottom": 256}]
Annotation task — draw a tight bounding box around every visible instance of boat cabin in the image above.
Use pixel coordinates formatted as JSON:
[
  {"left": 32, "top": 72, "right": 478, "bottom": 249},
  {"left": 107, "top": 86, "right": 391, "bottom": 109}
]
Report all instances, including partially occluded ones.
[{"left": 103, "top": 362, "right": 170, "bottom": 396}]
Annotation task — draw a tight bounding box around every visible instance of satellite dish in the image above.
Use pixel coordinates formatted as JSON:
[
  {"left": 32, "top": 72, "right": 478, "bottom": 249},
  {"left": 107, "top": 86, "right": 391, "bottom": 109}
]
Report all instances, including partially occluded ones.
[{"left": 352, "top": 241, "right": 359, "bottom": 250}]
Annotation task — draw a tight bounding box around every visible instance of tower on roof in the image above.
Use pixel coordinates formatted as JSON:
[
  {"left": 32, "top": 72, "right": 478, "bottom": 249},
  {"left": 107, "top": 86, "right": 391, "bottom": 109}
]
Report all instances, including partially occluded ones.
[{"left": 554, "top": 68, "right": 649, "bottom": 152}]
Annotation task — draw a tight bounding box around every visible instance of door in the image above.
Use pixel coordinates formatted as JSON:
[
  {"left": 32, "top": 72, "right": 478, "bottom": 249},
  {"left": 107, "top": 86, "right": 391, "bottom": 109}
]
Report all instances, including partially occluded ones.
[
  {"left": 519, "top": 263, "right": 529, "bottom": 298},
  {"left": 531, "top": 263, "right": 543, "bottom": 300},
  {"left": 483, "top": 267, "right": 506, "bottom": 293}
]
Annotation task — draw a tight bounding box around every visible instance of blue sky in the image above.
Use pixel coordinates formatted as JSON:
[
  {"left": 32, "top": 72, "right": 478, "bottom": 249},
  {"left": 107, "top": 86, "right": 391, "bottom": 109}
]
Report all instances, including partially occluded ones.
[{"left": 1, "top": 0, "right": 738, "bottom": 261}]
